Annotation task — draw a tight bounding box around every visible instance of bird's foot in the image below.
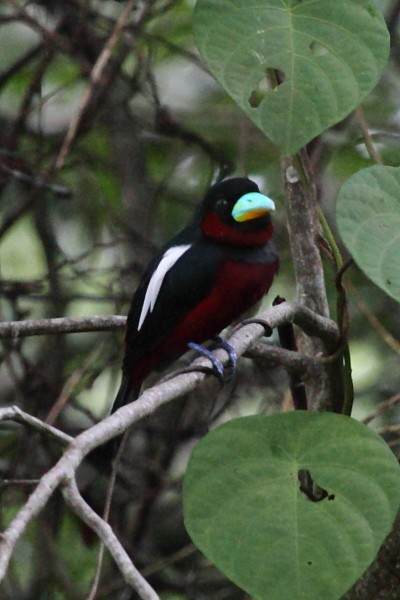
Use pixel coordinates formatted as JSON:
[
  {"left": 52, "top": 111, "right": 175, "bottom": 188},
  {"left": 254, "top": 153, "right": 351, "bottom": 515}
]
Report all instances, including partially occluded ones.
[
  {"left": 159, "top": 339, "right": 238, "bottom": 387},
  {"left": 211, "top": 336, "right": 237, "bottom": 381},
  {"left": 187, "top": 342, "right": 225, "bottom": 385}
]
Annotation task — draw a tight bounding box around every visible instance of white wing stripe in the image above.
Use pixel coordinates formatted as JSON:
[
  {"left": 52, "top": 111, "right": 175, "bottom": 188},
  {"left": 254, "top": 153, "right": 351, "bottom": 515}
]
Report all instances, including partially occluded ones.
[{"left": 137, "top": 244, "right": 191, "bottom": 331}]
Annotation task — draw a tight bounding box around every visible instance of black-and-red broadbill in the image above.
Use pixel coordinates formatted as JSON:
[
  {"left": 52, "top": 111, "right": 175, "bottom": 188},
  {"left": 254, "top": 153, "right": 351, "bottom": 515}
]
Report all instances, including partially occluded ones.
[{"left": 111, "top": 177, "right": 279, "bottom": 414}]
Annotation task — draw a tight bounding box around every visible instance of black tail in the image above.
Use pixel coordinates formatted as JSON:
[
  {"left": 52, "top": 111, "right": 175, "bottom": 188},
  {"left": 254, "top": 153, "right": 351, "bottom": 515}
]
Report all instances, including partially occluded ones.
[
  {"left": 111, "top": 374, "right": 138, "bottom": 413},
  {"left": 87, "top": 375, "right": 139, "bottom": 471}
]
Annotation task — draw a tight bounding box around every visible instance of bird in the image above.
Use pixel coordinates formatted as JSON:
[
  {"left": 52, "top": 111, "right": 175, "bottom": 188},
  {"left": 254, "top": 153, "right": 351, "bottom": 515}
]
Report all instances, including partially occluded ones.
[{"left": 112, "top": 176, "right": 279, "bottom": 415}]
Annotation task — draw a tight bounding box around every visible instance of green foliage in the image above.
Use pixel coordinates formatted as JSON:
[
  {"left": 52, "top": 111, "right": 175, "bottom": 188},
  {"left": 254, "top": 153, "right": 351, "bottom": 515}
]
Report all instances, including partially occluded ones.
[
  {"left": 0, "top": 215, "right": 46, "bottom": 280},
  {"left": 186, "top": 3, "right": 399, "bottom": 596},
  {"left": 1, "top": 0, "right": 400, "bottom": 597},
  {"left": 336, "top": 165, "right": 400, "bottom": 302},
  {"left": 183, "top": 412, "right": 400, "bottom": 600},
  {"left": 58, "top": 513, "right": 99, "bottom": 589},
  {"left": 194, "top": 0, "right": 389, "bottom": 155}
]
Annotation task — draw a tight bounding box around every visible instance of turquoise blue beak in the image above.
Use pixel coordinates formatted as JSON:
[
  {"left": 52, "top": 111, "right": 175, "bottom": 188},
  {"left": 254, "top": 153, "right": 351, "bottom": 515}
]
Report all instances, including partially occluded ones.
[{"left": 231, "top": 192, "right": 275, "bottom": 223}]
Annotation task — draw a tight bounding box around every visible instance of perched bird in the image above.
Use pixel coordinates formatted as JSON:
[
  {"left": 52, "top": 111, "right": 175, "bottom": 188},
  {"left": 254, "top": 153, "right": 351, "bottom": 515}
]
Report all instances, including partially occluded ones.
[{"left": 112, "top": 177, "right": 279, "bottom": 413}]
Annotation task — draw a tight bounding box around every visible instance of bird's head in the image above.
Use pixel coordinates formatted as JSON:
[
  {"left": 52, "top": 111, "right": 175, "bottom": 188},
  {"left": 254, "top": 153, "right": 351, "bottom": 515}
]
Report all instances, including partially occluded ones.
[{"left": 199, "top": 177, "right": 276, "bottom": 246}]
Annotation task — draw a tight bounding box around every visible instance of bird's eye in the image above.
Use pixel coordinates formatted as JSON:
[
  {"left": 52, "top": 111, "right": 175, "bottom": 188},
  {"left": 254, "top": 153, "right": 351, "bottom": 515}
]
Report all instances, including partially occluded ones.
[{"left": 216, "top": 198, "right": 228, "bottom": 209}]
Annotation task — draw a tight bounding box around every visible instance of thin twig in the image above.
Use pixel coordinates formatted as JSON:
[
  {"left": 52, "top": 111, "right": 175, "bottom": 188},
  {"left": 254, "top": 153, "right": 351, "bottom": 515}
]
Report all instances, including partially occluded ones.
[
  {"left": 245, "top": 342, "right": 317, "bottom": 374},
  {"left": 0, "top": 304, "right": 339, "bottom": 345},
  {"left": 0, "top": 405, "right": 73, "bottom": 446},
  {"left": 142, "top": 544, "right": 197, "bottom": 577},
  {"left": 376, "top": 424, "right": 400, "bottom": 434},
  {"left": 272, "top": 295, "right": 307, "bottom": 409},
  {"left": 87, "top": 432, "right": 130, "bottom": 600},
  {"left": 6, "top": 0, "right": 92, "bottom": 72},
  {"left": 0, "top": 315, "right": 126, "bottom": 339},
  {"left": 62, "top": 477, "right": 159, "bottom": 600},
  {"left": 55, "top": 0, "right": 136, "bottom": 170},
  {"left": 363, "top": 394, "right": 400, "bottom": 425},
  {"left": 348, "top": 281, "right": 400, "bottom": 355},
  {"left": 1, "top": 479, "right": 41, "bottom": 488},
  {"left": 354, "top": 107, "right": 383, "bottom": 165},
  {"left": 0, "top": 162, "right": 72, "bottom": 198},
  {"left": 45, "top": 343, "right": 106, "bottom": 426}
]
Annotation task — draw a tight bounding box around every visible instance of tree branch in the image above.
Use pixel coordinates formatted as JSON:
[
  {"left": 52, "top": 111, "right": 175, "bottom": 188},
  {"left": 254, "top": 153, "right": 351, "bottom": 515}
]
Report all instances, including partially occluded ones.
[
  {"left": 282, "top": 155, "right": 329, "bottom": 318},
  {"left": 0, "top": 303, "right": 338, "bottom": 342},
  {"left": 282, "top": 153, "right": 344, "bottom": 410},
  {"left": 0, "top": 301, "right": 339, "bottom": 585},
  {"left": 245, "top": 343, "right": 317, "bottom": 375},
  {"left": 55, "top": 0, "right": 137, "bottom": 170},
  {"left": 0, "top": 405, "right": 73, "bottom": 446},
  {"left": 0, "top": 315, "right": 126, "bottom": 338},
  {"left": 61, "top": 477, "right": 159, "bottom": 600}
]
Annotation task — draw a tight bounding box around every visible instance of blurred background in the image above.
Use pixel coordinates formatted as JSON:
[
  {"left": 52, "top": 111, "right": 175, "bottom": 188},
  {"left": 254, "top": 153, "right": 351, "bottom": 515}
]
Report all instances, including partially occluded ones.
[{"left": 0, "top": 1, "right": 399, "bottom": 598}]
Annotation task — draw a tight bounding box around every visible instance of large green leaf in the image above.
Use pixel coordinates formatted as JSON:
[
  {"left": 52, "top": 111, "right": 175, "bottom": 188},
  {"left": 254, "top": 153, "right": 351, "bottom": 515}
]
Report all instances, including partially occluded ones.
[
  {"left": 336, "top": 165, "right": 400, "bottom": 303},
  {"left": 183, "top": 412, "right": 400, "bottom": 600},
  {"left": 194, "top": 0, "right": 389, "bottom": 155}
]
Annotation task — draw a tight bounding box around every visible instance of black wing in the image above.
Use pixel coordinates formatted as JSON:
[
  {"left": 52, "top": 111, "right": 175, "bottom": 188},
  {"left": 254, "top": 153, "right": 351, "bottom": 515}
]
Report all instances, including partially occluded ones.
[{"left": 122, "top": 231, "right": 224, "bottom": 372}]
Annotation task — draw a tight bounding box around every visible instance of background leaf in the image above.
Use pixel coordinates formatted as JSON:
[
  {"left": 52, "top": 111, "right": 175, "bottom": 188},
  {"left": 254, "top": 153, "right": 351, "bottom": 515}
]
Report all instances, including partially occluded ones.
[
  {"left": 194, "top": 0, "right": 389, "bottom": 155},
  {"left": 183, "top": 412, "right": 400, "bottom": 600},
  {"left": 336, "top": 165, "right": 400, "bottom": 303}
]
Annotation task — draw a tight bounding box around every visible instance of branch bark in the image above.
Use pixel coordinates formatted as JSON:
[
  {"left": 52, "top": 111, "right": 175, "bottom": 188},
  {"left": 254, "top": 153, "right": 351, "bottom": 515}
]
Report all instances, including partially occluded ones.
[
  {"left": 0, "top": 315, "right": 126, "bottom": 338},
  {"left": 282, "top": 153, "right": 344, "bottom": 411},
  {"left": 0, "top": 405, "right": 73, "bottom": 445},
  {"left": 62, "top": 478, "right": 159, "bottom": 600}
]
